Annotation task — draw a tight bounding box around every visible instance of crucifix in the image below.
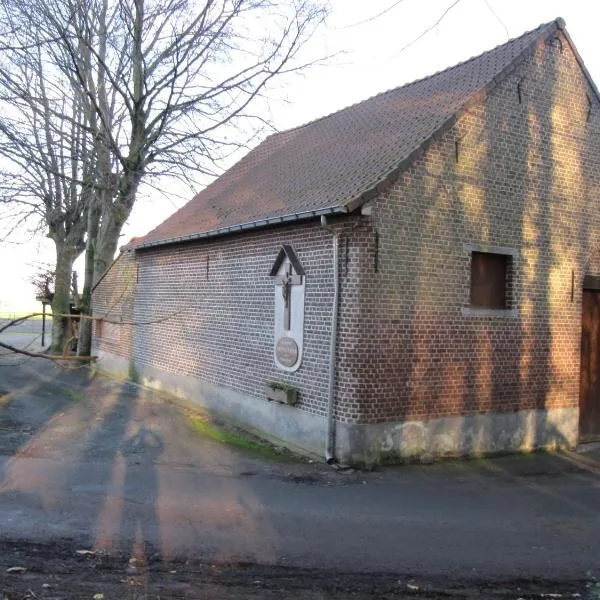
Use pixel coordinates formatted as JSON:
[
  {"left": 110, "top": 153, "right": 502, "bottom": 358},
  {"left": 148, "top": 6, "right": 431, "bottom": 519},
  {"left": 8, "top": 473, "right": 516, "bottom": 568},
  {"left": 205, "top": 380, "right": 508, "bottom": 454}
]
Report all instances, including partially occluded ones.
[
  {"left": 275, "top": 262, "right": 303, "bottom": 330},
  {"left": 270, "top": 245, "right": 306, "bottom": 372}
]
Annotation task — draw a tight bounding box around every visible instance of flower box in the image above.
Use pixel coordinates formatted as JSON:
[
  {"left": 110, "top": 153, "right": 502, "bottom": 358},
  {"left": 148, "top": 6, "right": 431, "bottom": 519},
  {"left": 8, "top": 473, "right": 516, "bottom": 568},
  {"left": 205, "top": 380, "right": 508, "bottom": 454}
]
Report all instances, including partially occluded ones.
[{"left": 264, "top": 381, "right": 297, "bottom": 405}]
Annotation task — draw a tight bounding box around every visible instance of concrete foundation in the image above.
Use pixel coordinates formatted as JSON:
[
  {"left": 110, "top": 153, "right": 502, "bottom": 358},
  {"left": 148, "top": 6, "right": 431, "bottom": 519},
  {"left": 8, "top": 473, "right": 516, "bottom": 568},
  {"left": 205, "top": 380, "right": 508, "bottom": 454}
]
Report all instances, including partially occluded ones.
[
  {"left": 335, "top": 408, "right": 579, "bottom": 466},
  {"left": 95, "top": 349, "right": 579, "bottom": 465}
]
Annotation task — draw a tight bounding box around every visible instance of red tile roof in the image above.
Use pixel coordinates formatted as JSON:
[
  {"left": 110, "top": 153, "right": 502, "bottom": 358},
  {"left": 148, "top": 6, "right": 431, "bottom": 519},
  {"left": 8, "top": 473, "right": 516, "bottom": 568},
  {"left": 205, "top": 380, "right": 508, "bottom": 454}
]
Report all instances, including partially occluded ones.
[{"left": 138, "top": 18, "right": 569, "bottom": 249}]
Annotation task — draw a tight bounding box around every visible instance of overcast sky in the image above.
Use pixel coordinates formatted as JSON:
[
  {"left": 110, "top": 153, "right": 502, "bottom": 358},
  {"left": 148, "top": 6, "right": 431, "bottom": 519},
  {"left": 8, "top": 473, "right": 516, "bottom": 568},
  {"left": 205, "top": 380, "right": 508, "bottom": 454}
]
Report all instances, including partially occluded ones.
[{"left": 1, "top": 0, "right": 598, "bottom": 311}]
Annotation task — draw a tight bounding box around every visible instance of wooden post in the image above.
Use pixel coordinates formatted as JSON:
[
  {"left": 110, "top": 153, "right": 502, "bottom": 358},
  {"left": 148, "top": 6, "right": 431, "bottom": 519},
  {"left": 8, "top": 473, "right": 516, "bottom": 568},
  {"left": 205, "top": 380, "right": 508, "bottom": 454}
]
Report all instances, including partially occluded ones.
[{"left": 41, "top": 302, "right": 46, "bottom": 347}]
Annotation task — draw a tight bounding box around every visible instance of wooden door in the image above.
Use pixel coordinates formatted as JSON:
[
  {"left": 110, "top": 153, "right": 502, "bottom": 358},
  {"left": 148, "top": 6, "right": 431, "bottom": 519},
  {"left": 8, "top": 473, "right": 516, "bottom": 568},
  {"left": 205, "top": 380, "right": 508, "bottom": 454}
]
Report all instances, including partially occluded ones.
[{"left": 580, "top": 290, "right": 600, "bottom": 442}]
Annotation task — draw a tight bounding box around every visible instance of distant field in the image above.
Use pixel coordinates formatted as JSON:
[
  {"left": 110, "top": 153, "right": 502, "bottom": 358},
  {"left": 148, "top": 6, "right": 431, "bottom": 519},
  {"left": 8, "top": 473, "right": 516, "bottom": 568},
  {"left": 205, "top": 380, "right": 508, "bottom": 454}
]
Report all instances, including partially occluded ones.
[
  {"left": 0, "top": 311, "right": 46, "bottom": 321},
  {"left": 0, "top": 313, "right": 51, "bottom": 334}
]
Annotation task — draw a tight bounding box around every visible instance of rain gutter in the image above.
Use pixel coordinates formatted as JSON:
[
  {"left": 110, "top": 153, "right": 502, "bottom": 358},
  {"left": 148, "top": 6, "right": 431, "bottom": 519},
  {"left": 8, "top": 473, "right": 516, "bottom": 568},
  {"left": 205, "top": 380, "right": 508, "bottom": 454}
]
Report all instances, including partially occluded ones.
[{"left": 135, "top": 206, "right": 349, "bottom": 251}]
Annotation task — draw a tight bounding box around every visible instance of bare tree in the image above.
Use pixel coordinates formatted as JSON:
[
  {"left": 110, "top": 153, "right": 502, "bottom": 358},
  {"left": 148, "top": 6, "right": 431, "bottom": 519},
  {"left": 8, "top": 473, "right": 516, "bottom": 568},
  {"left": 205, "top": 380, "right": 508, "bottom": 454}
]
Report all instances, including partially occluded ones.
[
  {"left": 0, "top": 0, "right": 328, "bottom": 356},
  {"left": 0, "top": 7, "right": 102, "bottom": 353}
]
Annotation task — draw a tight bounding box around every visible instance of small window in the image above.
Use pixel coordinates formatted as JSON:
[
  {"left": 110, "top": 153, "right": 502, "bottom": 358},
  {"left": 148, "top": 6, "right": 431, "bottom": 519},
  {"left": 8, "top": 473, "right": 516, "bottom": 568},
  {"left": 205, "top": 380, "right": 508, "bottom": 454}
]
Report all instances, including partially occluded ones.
[
  {"left": 95, "top": 318, "right": 104, "bottom": 338},
  {"left": 470, "top": 252, "right": 510, "bottom": 309}
]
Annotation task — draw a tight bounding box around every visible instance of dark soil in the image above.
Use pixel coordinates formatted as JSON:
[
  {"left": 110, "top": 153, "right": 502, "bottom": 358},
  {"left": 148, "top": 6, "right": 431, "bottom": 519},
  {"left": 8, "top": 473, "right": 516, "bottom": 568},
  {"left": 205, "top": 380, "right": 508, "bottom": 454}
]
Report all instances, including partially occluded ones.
[{"left": 0, "top": 540, "right": 585, "bottom": 599}]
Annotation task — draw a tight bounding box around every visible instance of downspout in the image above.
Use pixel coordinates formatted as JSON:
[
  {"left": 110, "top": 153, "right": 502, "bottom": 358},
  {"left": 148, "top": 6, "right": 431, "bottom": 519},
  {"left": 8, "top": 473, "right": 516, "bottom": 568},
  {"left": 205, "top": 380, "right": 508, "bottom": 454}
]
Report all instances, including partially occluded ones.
[{"left": 321, "top": 215, "right": 340, "bottom": 464}]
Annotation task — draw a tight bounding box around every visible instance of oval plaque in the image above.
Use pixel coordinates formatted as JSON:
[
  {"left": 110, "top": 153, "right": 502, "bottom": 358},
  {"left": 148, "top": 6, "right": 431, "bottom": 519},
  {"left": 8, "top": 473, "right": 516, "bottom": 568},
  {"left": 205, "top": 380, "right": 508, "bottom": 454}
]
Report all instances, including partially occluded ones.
[{"left": 276, "top": 336, "right": 299, "bottom": 367}]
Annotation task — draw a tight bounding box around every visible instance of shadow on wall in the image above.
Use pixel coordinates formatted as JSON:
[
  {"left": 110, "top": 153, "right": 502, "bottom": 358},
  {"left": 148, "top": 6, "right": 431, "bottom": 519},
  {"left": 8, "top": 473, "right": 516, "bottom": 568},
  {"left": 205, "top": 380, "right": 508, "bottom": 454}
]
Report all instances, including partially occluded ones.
[{"left": 355, "top": 32, "right": 598, "bottom": 461}]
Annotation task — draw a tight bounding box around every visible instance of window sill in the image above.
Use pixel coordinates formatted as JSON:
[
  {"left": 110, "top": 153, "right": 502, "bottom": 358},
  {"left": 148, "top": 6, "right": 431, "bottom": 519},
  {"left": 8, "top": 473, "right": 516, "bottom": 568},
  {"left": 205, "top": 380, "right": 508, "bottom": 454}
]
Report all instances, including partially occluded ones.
[{"left": 461, "top": 307, "right": 518, "bottom": 318}]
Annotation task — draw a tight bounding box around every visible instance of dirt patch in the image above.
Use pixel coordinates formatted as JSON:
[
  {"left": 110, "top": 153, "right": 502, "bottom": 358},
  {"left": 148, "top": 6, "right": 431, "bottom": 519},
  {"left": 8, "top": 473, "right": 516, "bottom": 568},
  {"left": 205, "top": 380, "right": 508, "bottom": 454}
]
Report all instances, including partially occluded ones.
[
  {"left": 284, "top": 473, "right": 324, "bottom": 485},
  {"left": 0, "top": 540, "right": 587, "bottom": 600}
]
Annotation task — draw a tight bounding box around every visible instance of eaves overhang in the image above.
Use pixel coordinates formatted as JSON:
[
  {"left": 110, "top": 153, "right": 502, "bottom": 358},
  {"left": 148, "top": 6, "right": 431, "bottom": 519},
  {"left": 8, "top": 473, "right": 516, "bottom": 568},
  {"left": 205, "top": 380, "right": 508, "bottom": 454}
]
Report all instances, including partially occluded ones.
[{"left": 134, "top": 205, "right": 349, "bottom": 251}]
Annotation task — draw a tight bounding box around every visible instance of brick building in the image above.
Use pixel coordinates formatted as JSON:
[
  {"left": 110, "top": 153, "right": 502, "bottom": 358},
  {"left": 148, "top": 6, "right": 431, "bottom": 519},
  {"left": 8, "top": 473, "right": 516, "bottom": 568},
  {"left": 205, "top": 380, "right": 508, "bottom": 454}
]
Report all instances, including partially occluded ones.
[{"left": 93, "top": 19, "right": 600, "bottom": 465}]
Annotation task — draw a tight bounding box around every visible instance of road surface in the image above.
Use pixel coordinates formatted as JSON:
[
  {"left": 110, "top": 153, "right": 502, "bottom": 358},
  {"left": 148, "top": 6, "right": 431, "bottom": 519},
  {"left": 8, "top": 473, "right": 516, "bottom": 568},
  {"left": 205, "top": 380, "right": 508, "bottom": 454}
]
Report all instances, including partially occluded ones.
[{"left": 0, "top": 355, "right": 598, "bottom": 598}]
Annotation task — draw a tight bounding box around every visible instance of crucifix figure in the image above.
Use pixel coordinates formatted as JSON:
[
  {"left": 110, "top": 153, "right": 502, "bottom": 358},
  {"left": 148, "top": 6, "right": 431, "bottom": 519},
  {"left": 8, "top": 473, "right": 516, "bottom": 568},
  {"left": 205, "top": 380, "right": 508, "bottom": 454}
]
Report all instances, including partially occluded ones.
[{"left": 275, "top": 262, "right": 302, "bottom": 330}]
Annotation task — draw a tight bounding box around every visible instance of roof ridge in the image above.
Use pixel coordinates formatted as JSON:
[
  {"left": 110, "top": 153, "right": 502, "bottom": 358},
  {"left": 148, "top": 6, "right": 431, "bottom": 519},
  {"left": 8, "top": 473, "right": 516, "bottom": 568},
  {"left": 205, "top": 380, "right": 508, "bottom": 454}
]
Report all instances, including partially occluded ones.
[{"left": 269, "top": 18, "right": 561, "bottom": 140}]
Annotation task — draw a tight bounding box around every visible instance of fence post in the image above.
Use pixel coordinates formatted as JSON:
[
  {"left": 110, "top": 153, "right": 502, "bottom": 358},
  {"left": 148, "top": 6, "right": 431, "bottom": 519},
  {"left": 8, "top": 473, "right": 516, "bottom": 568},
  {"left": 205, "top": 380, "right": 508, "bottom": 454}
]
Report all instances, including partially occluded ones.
[{"left": 41, "top": 302, "right": 46, "bottom": 347}]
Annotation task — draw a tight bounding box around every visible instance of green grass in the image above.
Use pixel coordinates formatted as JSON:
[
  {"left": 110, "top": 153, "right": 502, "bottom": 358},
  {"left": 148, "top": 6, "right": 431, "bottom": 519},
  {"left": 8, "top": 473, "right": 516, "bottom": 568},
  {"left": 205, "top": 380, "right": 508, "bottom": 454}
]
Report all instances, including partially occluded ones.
[
  {"left": 186, "top": 414, "right": 291, "bottom": 461},
  {"left": 127, "top": 361, "right": 140, "bottom": 384},
  {"left": 0, "top": 331, "right": 43, "bottom": 335},
  {"left": 267, "top": 380, "right": 296, "bottom": 392},
  {"left": 0, "top": 392, "right": 12, "bottom": 410},
  {"left": 0, "top": 312, "right": 45, "bottom": 321}
]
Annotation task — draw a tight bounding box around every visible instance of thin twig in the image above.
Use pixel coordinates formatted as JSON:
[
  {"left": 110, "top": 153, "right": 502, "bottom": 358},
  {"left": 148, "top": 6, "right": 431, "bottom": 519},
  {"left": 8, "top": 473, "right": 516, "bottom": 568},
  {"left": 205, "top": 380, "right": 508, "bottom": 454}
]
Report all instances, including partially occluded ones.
[
  {"left": 391, "top": 0, "right": 463, "bottom": 58},
  {"left": 337, "top": 0, "right": 408, "bottom": 29},
  {"left": 484, "top": 0, "right": 509, "bottom": 40}
]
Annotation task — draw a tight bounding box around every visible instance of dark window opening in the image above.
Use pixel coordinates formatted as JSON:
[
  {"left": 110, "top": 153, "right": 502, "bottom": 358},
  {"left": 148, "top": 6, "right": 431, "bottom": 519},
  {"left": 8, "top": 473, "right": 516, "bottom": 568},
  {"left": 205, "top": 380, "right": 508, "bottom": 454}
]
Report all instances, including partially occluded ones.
[
  {"left": 95, "top": 318, "right": 104, "bottom": 338},
  {"left": 470, "top": 252, "right": 511, "bottom": 309}
]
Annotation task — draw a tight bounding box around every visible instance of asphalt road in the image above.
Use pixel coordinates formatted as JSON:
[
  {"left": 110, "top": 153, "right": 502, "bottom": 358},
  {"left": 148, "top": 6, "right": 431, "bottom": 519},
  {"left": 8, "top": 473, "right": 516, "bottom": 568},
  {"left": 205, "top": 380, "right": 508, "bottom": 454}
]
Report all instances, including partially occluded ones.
[
  {"left": 0, "top": 326, "right": 49, "bottom": 356},
  {"left": 0, "top": 354, "right": 599, "bottom": 597}
]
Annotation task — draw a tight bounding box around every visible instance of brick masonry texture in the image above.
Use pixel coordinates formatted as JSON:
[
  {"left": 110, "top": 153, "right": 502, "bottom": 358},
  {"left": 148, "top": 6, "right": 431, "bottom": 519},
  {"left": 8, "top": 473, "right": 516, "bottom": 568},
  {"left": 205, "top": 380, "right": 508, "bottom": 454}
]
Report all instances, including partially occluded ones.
[
  {"left": 93, "top": 250, "right": 136, "bottom": 362},
  {"left": 95, "top": 223, "right": 345, "bottom": 418},
  {"left": 94, "top": 31, "right": 600, "bottom": 433},
  {"left": 344, "top": 34, "right": 600, "bottom": 425}
]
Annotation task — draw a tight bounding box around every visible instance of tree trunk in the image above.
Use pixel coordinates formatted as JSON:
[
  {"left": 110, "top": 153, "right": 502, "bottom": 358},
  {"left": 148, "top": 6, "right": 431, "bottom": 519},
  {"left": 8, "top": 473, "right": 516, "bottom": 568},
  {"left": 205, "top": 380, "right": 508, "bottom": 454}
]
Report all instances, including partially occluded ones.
[
  {"left": 92, "top": 172, "right": 142, "bottom": 284},
  {"left": 76, "top": 0, "right": 109, "bottom": 358},
  {"left": 80, "top": 174, "right": 141, "bottom": 355},
  {"left": 77, "top": 206, "right": 120, "bottom": 358},
  {"left": 76, "top": 199, "right": 101, "bottom": 357},
  {"left": 92, "top": 209, "right": 121, "bottom": 289},
  {"left": 50, "top": 242, "right": 77, "bottom": 354}
]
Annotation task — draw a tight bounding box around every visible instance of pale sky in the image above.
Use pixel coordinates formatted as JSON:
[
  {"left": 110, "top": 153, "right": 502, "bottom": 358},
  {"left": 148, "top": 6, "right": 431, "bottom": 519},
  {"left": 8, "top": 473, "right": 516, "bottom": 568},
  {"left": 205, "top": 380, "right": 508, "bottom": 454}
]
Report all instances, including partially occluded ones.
[{"left": 1, "top": 0, "right": 598, "bottom": 312}]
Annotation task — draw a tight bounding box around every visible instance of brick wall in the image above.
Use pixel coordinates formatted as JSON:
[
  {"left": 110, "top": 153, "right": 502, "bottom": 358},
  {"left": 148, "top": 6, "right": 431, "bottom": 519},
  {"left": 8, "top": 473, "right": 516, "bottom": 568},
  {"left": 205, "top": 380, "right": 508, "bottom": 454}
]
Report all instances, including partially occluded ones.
[
  {"left": 95, "top": 222, "right": 366, "bottom": 419},
  {"left": 342, "top": 33, "right": 600, "bottom": 425},
  {"left": 93, "top": 249, "right": 136, "bottom": 362}
]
